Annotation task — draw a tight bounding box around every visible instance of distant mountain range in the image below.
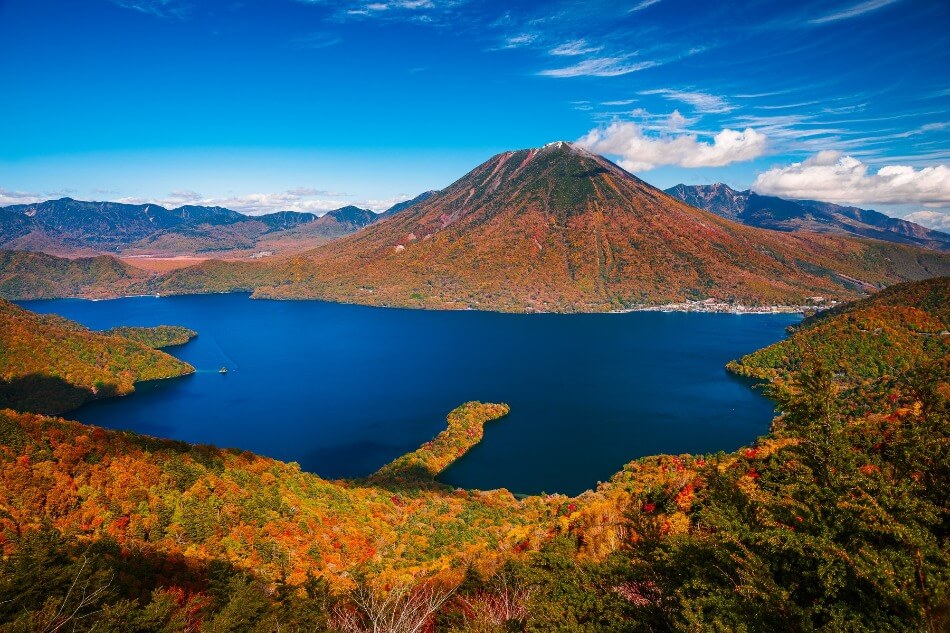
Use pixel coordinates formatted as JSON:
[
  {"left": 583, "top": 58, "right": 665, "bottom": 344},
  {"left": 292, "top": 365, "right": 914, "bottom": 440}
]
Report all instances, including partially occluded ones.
[
  {"left": 0, "top": 196, "right": 431, "bottom": 258},
  {"left": 2, "top": 143, "right": 949, "bottom": 307},
  {"left": 665, "top": 183, "right": 950, "bottom": 251}
]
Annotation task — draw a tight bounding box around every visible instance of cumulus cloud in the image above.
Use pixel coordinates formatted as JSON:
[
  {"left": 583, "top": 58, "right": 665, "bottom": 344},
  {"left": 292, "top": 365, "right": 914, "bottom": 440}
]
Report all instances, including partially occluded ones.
[
  {"left": 752, "top": 152, "right": 950, "bottom": 206},
  {"left": 902, "top": 210, "right": 950, "bottom": 231},
  {"left": 539, "top": 57, "right": 657, "bottom": 78},
  {"left": 577, "top": 122, "right": 768, "bottom": 171}
]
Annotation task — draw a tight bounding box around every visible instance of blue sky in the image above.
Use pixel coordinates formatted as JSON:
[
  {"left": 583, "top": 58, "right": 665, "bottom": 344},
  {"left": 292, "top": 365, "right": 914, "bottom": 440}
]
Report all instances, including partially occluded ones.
[{"left": 0, "top": 0, "right": 947, "bottom": 227}]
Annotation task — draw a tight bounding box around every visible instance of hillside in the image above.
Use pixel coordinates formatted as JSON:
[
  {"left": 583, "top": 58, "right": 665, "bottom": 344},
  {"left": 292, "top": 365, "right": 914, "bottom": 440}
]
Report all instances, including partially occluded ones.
[
  {"left": 0, "top": 279, "right": 946, "bottom": 630},
  {"left": 0, "top": 299, "right": 194, "bottom": 414},
  {"left": 728, "top": 276, "right": 950, "bottom": 383},
  {"left": 0, "top": 250, "right": 152, "bottom": 300},
  {"left": 376, "top": 190, "right": 438, "bottom": 219},
  {"left": 247, "top": 142, "right": 950, "bottom": 311},
  {"left": 667, "top": 183, "right": 950, "bottom": 250}
]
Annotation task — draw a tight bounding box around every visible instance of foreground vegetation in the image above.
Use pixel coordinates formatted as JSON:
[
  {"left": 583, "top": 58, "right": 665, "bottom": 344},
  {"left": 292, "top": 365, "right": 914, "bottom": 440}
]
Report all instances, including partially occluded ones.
[{"left": 0, "top": 277, "right": 947, "bottom": 630}]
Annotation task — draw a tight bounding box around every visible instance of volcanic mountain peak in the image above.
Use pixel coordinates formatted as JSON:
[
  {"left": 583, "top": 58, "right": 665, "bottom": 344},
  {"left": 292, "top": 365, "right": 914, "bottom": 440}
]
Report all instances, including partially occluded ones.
[
  {"left": 280, "top": 144, "right": 950, "bottom": 312},
  {"left": 396, "top": 140, "right": 642, "bottom": 229}
]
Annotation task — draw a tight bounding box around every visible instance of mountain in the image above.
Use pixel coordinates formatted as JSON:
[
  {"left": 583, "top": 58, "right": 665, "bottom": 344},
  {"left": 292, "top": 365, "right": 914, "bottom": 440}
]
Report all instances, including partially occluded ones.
[
  {"left": 256, "top": 210, "right": 318, "bottom": 230},
  {"left": 245, "top": 205, "right": 379, "bottom": 248},
  {"left": 0, "top": 198, "right": 183, "bottom": 251},
  {"left": 311, "top": 205, "right": 378, "bottom": 234},
  {"left": 378, "top": 190, "right": 438, "bottom": 218},
  {"left": 169, "top": 204, "right": 246, "bottom": 225},
  {"left": 244, "top": 142, "right": 950, "bottom": 311},
  {"left": 666, "top": 183, "right": 950, "bottom": 250},
  {"left": 0, "top": 198, "right": 380, "bottom": 257}
]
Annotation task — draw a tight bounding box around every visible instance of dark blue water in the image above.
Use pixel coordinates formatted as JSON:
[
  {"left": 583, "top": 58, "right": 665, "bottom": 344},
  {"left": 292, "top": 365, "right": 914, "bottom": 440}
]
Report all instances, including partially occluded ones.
[{"left": 20, "top": 294, "right": 799, "bottom": 495}]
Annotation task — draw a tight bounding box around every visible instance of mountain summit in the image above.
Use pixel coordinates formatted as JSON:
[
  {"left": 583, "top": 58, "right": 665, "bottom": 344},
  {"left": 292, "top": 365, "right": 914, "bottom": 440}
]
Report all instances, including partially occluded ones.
[{"left": 248, "top": 145, "right": 949, "bottom": 311}]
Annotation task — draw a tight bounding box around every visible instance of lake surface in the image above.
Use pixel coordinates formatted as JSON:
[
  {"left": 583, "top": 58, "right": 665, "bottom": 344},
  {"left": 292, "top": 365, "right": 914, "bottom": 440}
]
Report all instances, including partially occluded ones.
[{"left": 21, "top": 294, "right": 799, "bottom": 496}]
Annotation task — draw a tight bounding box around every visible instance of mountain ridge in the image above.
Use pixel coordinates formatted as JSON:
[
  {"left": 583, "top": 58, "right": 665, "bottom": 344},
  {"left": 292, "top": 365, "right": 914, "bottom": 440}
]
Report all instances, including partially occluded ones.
[
  {"left": 665, "top": 183, "right": 950, "bottom": 250},
  {"left": 0, "top": 197, "right": 424, "bottom": 258}
]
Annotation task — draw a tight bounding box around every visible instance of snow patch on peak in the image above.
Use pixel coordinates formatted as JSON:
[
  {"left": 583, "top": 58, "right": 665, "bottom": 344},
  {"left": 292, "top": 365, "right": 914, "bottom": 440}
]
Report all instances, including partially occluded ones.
[{"left": 540, "top": 140, "right": 595, "bottom": 157}]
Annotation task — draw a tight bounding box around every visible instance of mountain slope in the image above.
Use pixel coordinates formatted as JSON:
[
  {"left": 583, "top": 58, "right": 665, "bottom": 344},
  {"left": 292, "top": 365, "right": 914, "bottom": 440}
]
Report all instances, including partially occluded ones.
[
  {"left": 378, "top": 190, "right": 438, "bottom": 219},
  {"left": 0, "top": 299, "right": 194, "bottom": 413},
  {"left": 246, "top": 142, "right": 950, "bottom": 311},
  {"left": 0, "top": 250, "right": 152, "bottom": 299},
  {"left": 728, "top": 276, "right": 949, "bottom": 381},
  {"left": 666, "top": 183, "right": 950, "bottom": 250}
]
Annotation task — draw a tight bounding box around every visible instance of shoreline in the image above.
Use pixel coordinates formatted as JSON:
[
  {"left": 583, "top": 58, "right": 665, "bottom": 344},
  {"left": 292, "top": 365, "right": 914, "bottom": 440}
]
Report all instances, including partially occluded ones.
[
  {"left": 19, "top": 290, "right": 832, "bottom": 315},
  {"left": 612, "top": 301, "right": 827, "bottom": 315}
]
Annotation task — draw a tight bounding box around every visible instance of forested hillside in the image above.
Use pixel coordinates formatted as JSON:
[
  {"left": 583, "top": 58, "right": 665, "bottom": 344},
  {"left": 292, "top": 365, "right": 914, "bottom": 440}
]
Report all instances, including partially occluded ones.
[
  {"left": 0, "top": 279, "right": 947, "bottom": 631},
  {"left": 0, "top": 299, "right": 194, "bottom": 414}
]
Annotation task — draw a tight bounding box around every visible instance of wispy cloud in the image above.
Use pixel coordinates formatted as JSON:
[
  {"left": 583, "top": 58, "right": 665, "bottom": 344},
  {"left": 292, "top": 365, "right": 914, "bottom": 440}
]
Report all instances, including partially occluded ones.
[
  {"left": 493, "top": 33, "right": 538, "bottom": 50},
  {"left": 757, "top": 101, "right": 821, "bottom": 110},
  {"left": 539, "top": 56, "right": 656, "bottom": 78},
  {"left": 291, "top": 33, "right": 343, "bottom": 49},
  {"left": 641, "top": 89, "right": 733, "bottom": 113},
  {"left": 108, "top": 0, "right": 190, "bottom": 19},
  {"left": 549, "top": 39, "right": 603, "bottom": 56},
  {"left": 301, "top": 0, "right": 465, "bottom": 25},
  {"left": 809, "top": 0, "right": 902, "bottom": 25},
  {"left": 629, "top": 0, "right": 662, "bottom": 12}
]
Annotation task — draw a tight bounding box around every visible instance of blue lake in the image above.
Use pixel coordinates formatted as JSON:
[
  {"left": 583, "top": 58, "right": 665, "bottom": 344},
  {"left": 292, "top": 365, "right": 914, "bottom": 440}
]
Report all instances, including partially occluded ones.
[{"left": 20, "top": 294, "right": 799, "bottom": 496}]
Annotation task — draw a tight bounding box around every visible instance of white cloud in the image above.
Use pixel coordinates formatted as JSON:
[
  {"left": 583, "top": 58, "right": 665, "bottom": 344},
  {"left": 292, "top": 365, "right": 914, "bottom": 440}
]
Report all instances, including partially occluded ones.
[
  {"left": 108, "top": 0, "right": 189, "bottom": 19},
  {"left": 539, "top": 57, "right": 657, "bottom": 78},
  {"left": 902, "top": 210, "right": 950, "bottom": 231},
  {"left": 549, "top": 39, "right": 602, "bottom": 56},
  {"left": 667, "top": 109, "right": 687, "bottom": 131},
  {"left": 166, "top": 190, "right": 204, "bottom": 204},
  {"left": 0, "top": 188, "right": 44, "bottom": 206},
  {"left": 629, "top": 0, "right": 662, "bottom": 11},
  {"left": 493, "top": 33, "right": 538, "bottom": 50},
  {"left": 641, "top": 89, "right": 733, "bottom": 113},
  {"left": 577, "top": 122, "right": 768, "bottom": 171},
  {"left": 752, "top": 152, "right": 950, "bottom": 206},
  {"left": 809, "top": 0, "right": 901, "bottom": 25}
]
